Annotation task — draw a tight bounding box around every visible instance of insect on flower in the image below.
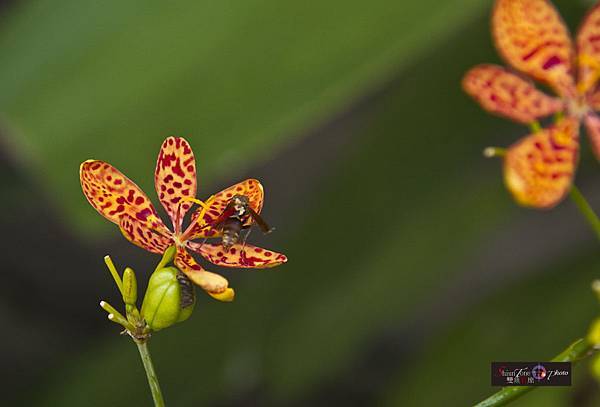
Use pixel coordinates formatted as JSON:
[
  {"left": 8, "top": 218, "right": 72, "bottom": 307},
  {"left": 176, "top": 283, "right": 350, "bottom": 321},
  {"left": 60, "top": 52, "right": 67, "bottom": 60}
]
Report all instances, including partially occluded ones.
[
  {"left": 462, "top": 0, "right": 600, "bottom": 208},
  {"left": 80, "top": 136, "right": 287, "bottom": 302},
  {"left": 208, "top": 194, "right": 274, "bottom": 252}
]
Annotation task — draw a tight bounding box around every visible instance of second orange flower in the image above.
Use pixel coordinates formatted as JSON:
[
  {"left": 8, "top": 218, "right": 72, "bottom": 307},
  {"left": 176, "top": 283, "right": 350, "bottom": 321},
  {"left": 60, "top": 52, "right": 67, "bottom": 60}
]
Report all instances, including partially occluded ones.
[{"left": 463, "top": 0, "right": 600, "bottom": 208}]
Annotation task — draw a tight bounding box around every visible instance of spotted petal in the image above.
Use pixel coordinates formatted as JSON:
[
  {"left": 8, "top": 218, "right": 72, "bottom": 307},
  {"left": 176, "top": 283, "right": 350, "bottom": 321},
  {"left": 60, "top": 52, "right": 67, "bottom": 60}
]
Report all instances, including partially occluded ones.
[
  {"left": 492, "top": 0, "right": 575, "bottom": 97},
  {"left": 174, "top": 247, "right": 234, "bottom": 301},
  {"left": 188, "top": 241, "right": 287, "bottom": 268},
  {"left": 155, "top": 137, "right": 197, "bottom": 233},
  {"left": 588, "top": 88, "right": 600, "bottom": 111},
  {"left": 462, "top": 64, "right": 563, "bottom": 123},
  {"left": 118, "top": 214, "right": 173, "bottom": 254},
  {"left": 80, "top": 160, "right": 170, "bottom": 234},
  {"left": 504, "top": 117, "right": 579, "bottom": 208},
  {"left": 584, "top": 113, "right": 600, "bottom": 160},
  {"left": 183, "top": 179, "right": 264, "bottom": 240},
  {"left": 577, "top": 3, "right": 600, "bottom": 94}
]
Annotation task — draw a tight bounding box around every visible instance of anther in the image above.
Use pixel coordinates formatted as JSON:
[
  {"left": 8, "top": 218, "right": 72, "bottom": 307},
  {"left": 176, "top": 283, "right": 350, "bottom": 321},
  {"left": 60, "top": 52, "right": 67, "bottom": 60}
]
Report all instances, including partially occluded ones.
[{"left": 180, "top": 196, "right": 211, "bottom": 210}]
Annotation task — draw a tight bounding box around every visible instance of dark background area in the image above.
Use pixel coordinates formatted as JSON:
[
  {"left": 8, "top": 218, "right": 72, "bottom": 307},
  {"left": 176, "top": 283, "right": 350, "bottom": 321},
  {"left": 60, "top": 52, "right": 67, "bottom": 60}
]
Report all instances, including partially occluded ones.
[{"left": 1, "top": 0, "right": 600, "bottom": 406}]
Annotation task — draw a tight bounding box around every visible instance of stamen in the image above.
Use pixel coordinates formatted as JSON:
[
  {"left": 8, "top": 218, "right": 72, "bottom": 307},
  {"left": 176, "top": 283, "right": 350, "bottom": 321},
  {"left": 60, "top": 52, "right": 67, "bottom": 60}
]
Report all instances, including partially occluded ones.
[
  {"left": 194, "top": 195, "right": 216, "bottom": 226},
  {"left": 178, "top": 195, "right": 218, "bottom": 240},
  {"left": 178, "top": 195, "right": 217, "bottom": 241},
  {"left": 180, "top": 196, "right": 211, "bottom": 210}
]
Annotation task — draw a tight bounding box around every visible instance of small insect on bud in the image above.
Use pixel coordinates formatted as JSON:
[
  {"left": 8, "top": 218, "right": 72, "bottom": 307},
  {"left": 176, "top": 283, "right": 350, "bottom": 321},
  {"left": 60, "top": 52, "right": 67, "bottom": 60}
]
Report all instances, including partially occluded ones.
[{"left": 141, "top": 267, "right": 196, "bottom": 331}]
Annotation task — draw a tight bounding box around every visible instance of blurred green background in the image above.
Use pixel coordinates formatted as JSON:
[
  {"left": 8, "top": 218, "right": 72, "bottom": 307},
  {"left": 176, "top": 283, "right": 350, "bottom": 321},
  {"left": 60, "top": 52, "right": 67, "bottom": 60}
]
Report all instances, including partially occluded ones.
[{"left": 2, "top": 0, "right": 600, "bottom": 405}]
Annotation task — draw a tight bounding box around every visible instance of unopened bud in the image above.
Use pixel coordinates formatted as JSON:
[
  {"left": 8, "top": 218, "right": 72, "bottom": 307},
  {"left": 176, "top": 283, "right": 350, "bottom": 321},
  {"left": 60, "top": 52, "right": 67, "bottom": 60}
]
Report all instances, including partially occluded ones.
[
  {"left": 588, "top": 318, "right": 600, "bottom": 347},
  {"left": 122, "top": 267, "right": 138, "bottom": 306},
  {"left": 591, "top": 354, "right": 600, "bottom": 382}
]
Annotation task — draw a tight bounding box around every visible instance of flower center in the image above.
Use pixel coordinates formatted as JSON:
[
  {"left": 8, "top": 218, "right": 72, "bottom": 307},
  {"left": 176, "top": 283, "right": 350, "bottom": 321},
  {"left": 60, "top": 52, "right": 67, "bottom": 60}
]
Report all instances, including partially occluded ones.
[
  {"left": 172, "top": 234, "right": 186, "bottom": 247},
  {"left": 566, "top": 96, "right": 590, "bottom": 120}
]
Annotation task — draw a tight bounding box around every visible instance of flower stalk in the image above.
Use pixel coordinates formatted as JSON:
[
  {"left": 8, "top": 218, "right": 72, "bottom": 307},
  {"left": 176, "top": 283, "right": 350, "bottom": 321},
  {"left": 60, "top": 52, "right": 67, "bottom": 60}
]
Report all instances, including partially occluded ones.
[
  {"left": 98, "top": 248, "right": 188, "bottom": 406},
  {"left": 136, "top": 340, "right": 165, "bottom": 407},
  {"left": 570, "top": 185, "right": 600, "bottom": 241}
]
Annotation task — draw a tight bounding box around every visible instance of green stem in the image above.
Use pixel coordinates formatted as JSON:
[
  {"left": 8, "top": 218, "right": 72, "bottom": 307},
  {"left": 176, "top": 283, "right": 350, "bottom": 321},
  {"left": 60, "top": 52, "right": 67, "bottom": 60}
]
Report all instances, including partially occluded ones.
[
  {"left": 570, "top": 185, "right": 600, "bottom": 241},
  {"left": 136, "top": 341, "right": 165, "bottom": 407},
  {"left": 474, "top": 338, "right": 593, "bottom": 407},
  {"left": 154, "top": 245, "right": 176, "bottom": 273},
  {"left": 476, "top": 186, "right": 600, "bottom": 406}
]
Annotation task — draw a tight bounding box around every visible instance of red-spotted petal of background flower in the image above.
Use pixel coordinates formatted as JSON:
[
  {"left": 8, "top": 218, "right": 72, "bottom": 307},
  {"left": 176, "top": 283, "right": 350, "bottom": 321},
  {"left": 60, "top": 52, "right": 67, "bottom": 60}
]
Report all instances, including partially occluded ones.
[{"left": 462, "top": 0, "right": 600, "bottom": 209}]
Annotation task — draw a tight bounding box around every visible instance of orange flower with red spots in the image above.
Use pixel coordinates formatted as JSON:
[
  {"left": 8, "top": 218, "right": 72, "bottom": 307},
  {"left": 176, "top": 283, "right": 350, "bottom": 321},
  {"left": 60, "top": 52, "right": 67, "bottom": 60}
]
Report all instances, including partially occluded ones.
[
  {"left": 80, "top": 137, "right": 287, "bottom": 302},
  {"left": 462, "top": 0, "right": 600, "bottom": 208}
]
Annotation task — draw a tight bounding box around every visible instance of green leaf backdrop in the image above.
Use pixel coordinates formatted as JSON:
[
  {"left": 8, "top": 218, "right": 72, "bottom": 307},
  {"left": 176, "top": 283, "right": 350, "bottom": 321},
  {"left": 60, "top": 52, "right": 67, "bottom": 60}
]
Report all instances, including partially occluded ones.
[{"left": 0, "top": 0, "right": 598, "bottom": 406}]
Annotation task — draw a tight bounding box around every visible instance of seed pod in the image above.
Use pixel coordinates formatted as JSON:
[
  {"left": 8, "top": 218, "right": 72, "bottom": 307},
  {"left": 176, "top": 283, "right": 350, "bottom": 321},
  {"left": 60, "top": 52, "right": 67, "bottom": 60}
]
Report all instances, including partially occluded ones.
[{"left": 141, "top": 267, "right": 196, "bottom": 331}]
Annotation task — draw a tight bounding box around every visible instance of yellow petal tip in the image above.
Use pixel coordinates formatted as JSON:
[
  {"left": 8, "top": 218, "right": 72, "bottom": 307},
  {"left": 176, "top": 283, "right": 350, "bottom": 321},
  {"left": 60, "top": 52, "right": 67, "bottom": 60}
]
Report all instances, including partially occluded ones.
[{"left": 209, "top": 288, "right": 235, "bottom": 302}]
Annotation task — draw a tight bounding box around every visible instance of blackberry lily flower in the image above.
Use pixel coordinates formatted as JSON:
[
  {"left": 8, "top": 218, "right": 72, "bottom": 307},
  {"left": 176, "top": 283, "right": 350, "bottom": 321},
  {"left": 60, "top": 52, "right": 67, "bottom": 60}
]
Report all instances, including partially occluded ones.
[
  {"left": 80, "top": 137, "right": 287, "bottom": 302},
  {"left": 462, "top": 0, "right": 600, "bottom": 208}
]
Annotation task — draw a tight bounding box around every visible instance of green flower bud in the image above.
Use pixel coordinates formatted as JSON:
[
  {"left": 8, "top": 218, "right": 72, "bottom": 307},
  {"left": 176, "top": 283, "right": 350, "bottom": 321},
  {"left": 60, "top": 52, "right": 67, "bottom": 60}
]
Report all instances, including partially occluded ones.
[
  {"left": 591, "top": 354, "right": 600, "bottom": 383},
  {"left": 141, "top": 267, "right": 196, "bottom": 331},
  {"left": 588, "top": 318, "right": 600, "bottom": 346},
  {"left": 122, "top": 267, "right": 138, "bottom": 306}
]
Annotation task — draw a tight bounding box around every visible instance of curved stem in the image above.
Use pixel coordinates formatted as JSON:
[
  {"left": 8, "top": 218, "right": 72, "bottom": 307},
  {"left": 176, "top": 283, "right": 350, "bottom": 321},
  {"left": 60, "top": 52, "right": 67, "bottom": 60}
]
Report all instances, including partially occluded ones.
[
  {"left": 154, "top": 246, "right": 176, "bottom": 274},
  {"left": 570, "top": 185, "right": 600, "bottom": 241},
  {"left": 474, "top": 338, "right": 593, "bottom": 407},
  {"left": 136, "top": 341, "right": 165, "bottom": 407}
]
